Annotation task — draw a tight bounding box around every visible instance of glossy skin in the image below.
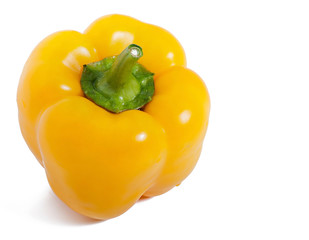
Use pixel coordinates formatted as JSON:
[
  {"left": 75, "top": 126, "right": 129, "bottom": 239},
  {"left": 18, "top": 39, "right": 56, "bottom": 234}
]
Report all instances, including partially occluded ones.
[{"left": 17, "top": 14, "right": 210, "bottom": 220}]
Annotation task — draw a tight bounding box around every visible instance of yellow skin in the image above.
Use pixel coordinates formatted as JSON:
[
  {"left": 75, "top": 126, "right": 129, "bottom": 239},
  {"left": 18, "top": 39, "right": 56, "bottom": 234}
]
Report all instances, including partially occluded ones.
[{"left": 17, "top": 14, "right": 210, "bottom": 220}]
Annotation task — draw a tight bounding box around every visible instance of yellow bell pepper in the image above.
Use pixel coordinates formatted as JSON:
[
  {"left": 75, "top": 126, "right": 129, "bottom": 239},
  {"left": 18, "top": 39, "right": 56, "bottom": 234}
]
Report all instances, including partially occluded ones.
[{"left": 17, "top": 14, "right": 210, "bottom": 220}]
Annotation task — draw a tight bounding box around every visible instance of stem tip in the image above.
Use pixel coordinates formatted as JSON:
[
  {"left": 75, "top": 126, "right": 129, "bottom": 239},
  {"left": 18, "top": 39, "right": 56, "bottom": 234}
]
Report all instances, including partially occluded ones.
[{"left": 128, "top": 44, "right": 143, "bottom": 58}]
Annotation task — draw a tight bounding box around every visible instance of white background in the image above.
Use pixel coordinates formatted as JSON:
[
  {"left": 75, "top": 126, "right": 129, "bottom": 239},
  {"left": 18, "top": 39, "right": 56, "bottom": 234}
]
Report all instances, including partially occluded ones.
[{"left": 1, "top": 0, "right": 309, "bottom": 239}]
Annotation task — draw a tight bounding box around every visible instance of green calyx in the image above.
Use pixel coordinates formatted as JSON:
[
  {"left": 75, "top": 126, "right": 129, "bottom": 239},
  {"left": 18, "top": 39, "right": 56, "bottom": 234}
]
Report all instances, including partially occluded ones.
[{"left": 81, "top": 44, "right": 154, "bottom": 113}]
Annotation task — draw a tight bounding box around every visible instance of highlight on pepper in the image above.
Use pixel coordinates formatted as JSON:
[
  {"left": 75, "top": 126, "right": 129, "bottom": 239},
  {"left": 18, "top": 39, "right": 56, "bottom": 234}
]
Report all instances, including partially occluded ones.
[{"left": 17, "top": 14, "right": 211, "bottom": 220}]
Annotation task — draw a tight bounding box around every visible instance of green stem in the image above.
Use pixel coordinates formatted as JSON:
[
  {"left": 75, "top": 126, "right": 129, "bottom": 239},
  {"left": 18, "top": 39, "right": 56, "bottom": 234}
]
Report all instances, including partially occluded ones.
[
  {"left": 105, "top": 44, "right": 142, "bottom": 89},
  {"left": 80, "top": 44, "right": 154, "bottom": 113}
]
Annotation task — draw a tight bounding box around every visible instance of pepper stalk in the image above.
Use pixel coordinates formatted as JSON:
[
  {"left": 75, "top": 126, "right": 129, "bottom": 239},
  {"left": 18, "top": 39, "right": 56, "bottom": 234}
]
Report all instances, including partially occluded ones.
[{"left": 81, "top": 44, "right": 154, "bottom": 113}]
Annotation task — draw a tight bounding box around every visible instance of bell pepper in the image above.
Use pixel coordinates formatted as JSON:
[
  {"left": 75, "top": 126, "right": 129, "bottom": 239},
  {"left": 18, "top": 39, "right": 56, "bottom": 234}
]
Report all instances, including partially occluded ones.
[{"left": 17, "top": 14, "right": 210, "bottom": 220}]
